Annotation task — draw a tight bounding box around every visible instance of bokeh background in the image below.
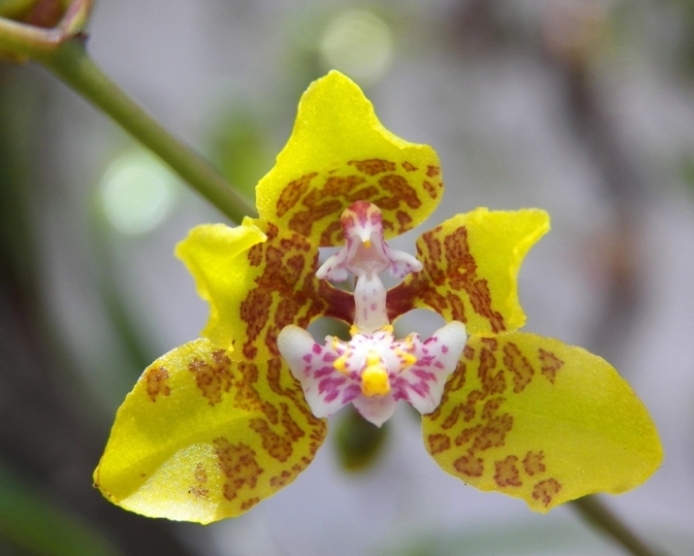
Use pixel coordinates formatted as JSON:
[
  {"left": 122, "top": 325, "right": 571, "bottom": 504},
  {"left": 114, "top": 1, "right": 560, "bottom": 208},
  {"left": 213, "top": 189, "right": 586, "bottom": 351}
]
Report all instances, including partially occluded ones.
[{"left": 2, "top": 0, "right": 694, "bottom": 554}]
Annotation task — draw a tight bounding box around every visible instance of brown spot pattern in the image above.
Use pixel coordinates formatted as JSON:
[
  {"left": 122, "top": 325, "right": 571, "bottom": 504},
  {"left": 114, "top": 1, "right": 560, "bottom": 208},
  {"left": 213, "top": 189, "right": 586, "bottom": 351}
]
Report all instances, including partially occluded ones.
[
  {"left": 238, "top": 221, "right": 353, "bottom": 360},
  {"left": 539, "top": 349, "right": 564, "bottom": 384},
  {"left": 523, "top": 451, "right": 546, "bottom": 476},
  {"left": 454, "top": 453, "right": 484, "bottom": 477},
  {"left": 232, "top": 356, "right": 327, "bottom": 495},
  {"left": 423, "top": 180, "right": 440, "bottom": 199},
  {"left": 427, "top": 165, "right": 441, "bottom": 177},
  {"left": 503, "top": 342, "right": 534, "bottom": 393},
  {"left": 213, "top": 438, "right": 263, "bottom": 502},
  {"left": 189, "top": 350, "right": 233, "bottom": 406},
  {"left": 425, "top": 337, "right": 561, "bottom": 502},
  {"left": 145, "top": 366, "right": 171, "bottom": 402},
  {"left": 272, "top": 159, "right": 441, "bottom": 245},
  {"left": 189, "top": 463, "right": 209, "bottom": 498},
  {"left": 532, "top": 478, "right": 562, "bottom": 507},
  {"left": 428, "top": 434, "right": 451, "bottom": 455},
  {"left": 494, "top": 455, "right": 522, "bottom": 487},
  {"left": 348, "top": 158, "right": 396, "bottom": 175},
  {"left": 387, "top": 224, "right": 506, "bottom": 333},
  {"left": 276, "top": 173, "right": 318, "bottom": 218}
]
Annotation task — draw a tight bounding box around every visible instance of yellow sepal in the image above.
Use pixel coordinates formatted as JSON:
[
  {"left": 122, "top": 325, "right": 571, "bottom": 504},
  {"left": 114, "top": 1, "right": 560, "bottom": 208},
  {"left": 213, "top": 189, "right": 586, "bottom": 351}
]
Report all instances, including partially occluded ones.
[
  {"left": 94, "top": 339, "right": 327, "bottom": 524},
  {"left": 422, "top": 332, "right": 662, "bottom": 512},
  {"left": 391, "top": 208, "right": 549, "bottom": 335},
  {"left": 175, "top": 220, "right": 266, "bottom": 350},
  {"left": 176, "top": 219, "right": 342, "bottom": 361},
  {"left": 255, "top": 71, "right": 444, "bottom": 246}
]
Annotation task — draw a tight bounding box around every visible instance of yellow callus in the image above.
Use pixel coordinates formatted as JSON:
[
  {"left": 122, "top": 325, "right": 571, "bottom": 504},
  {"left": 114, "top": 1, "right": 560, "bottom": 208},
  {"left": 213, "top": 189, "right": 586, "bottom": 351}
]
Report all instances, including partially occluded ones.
[{"left": 361, "top": 350, "right": 390, "bottom": 397}]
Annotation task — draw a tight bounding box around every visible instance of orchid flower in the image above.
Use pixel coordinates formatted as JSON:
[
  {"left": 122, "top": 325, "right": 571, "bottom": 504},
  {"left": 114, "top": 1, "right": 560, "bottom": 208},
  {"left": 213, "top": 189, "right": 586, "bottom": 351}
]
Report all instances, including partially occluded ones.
[{"left": 94, "top": 71, "right": 662, "bottom": 524}]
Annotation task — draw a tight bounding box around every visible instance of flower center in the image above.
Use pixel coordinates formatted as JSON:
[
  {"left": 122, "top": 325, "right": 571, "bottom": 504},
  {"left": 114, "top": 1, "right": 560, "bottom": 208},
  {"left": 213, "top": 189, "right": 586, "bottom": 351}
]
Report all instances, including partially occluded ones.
[{"left": 277, "top": 201, "right": 467, "bottom": 426}]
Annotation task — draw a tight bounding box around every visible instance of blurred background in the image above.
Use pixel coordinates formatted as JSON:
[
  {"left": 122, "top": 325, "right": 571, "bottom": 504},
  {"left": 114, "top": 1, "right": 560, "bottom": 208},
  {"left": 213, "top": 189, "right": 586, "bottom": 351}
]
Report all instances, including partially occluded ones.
[{"left": 2, "top": 0, "right": 694, "bottom": 554}]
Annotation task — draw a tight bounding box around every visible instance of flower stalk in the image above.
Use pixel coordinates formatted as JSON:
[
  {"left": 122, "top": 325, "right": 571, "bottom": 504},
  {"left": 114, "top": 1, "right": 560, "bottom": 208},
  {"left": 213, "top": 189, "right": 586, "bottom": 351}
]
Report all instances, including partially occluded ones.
[
  {"left": 0, "top": 0, "right": 255, "bottom": 223},
  {"left": 571, "top": 496, "right": 662, "bottom": 556}
]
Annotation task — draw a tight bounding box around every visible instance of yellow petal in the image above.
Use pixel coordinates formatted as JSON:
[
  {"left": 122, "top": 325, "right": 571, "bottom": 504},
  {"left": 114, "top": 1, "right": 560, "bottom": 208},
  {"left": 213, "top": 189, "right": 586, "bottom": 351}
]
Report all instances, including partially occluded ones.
[
  {"left": 94, "top": 339, "right": 327, "bottom": 524},
  {"left": 422, "top": 332, "right": 662, "bottom": 512},
  {"left": 255, "top": 71, "right": 443, "bottom": 246},
  {"left": 176, "top": 219, "right": 353, "bottom": 360},
  {"left": 389, "top": 208, "right": 549, "bottom": 335}
]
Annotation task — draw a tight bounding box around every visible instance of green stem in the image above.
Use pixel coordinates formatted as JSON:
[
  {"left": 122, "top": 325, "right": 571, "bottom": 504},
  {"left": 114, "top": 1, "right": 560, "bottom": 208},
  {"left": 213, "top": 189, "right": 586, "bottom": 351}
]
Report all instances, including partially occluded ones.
[
  {"left": 0, "top": 10, "right": 256, "bottom": 223},
  {"left": 571, "top": 496, "right": 664, "bottom": 556}
]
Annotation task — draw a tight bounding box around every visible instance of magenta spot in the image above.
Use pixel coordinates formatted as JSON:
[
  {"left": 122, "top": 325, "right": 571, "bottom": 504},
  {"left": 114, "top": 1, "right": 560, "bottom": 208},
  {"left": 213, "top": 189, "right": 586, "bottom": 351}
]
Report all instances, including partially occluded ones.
[
  {"left": 411, "top": 382, "right": 429, "bottom": 396},
  {"left": 413, "top": 369, "right": 436, "bottom": 380},
  {"left": 319, "top": 376, "right": 347, "bottom": 400},
  {"left": 303, "top": 354, "right": 312, "bottom": 362},
  {"left": 442, "top": 345, "right": 449, "bottom": 354},
  {"left": 342, "top": 384, "right": 361, "bottom": 403},
  {"left": 312, "top": 344, "right": 322, "bottom": 354},
  {"left": 314, "top": 366, "right": 335, "bottom": 378}
]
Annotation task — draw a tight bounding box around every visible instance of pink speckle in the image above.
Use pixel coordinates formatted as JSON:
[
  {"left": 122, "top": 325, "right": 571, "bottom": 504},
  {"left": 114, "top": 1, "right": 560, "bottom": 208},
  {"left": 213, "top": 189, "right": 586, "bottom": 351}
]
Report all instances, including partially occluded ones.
[
  {"left": 312, "top": 344, "right": 322, "bottom": 354},
  {"left": 442, "top": 345, "right": 449, "bottom": 354}
]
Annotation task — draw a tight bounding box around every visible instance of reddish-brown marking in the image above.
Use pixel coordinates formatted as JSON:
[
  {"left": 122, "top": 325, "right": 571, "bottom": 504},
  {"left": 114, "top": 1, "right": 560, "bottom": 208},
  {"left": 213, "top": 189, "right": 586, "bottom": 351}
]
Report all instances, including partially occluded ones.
[
  {"left": 422, "top": 180, "right": 440, "bottom": 199},
  {"left": 479, "top": 348, "right": 506, "bottom": 396},
  {"left": 247, "top": 243, "right": 263, "bottom": 266},
  {"left": 455, "top": 424, "right": 482, "bottom": 447},
  {"left": 270, "top": 470, "right": 294, "bottom": 489},
  {"left": 276, "top": 172, "right": 317, "bottom": 217},
  {"left": 395, "top": 210, "right": 412, "bottom": 234},
  {"left": 249, "top": 403, "right": 306, "bottom": 463},
  {"left": 523, "top": 451, "right": 546, "bottom": 476},
  {"left": 379, "top": 174, "right": 421, "bottom": 209},
  {"left": 460, "top": 389, "right": 484, "bottom": 422},
  {"left": 463, "top": 345, "right": 475, "bottom": 361},
  {"left": 503, "top": 342, "right": 535, "bottom": 393},
  {"left": 472, "top": 413, "right": 514, "bottom": 452},
  {"left": 480, "top": 338, "right": 498, "bottom": 350},
  {"left": 240, "top": 497, "right": 260, "bottom": 511},
  {"left": 532, "top": 478, "right": 562, "bottom": 507},
  {"left": 539, "top": 349, "right": 564, "bottom": 384},
  {"left": 189, "top": 463, "right": 209, "bottom": 498},
  {"left": 446, "top": 292, "right": 466, "bottom": 321},
  {"left": 401, "top": 225, "right": 506, "bottom": 332},
  {"left": 494, "top": 455, "right": 522, "bottom": 487},
  {"left": 453, "top": 452, "right": 484, "bottom": 477},
  {"left": 237, "top": 226, "right": 341, "bottom": 359},
  {"left": 322, "top": 175, "right": 367, "bottom": 197},
  {"left": 284, "top": 173, "right": 400, "bottom": 241},
  {"left": 240, "top": 289, "right": 273, "bottom": 359},
  {"left": 289, "top": 200, "right": 343, "bottom": 237},
  {"left": 348, "top": 158, "right": 396, "bottom": 175},
  {"left": 213, "top": 438, "right": 263, "bottom": 501},
  {"left": 428, "top": 433, "right": 451, "bottom": 455},
  {"left": 441, "top": 404, "right": 466, "bottom": 430},
  {"left": 402, "top": 161, "right": 418, "bottom": 172},
  {"left": 427, "top": 165, "right": 441, "bottom": 177},
  {"left": 188, "top": 350, "right": 232, "bottom": 406},
  {"left": 481, "top": 397, "right": 505, "bottom": 420},
  {"left": 319, "top": 220, "right": 343, "bottom": 246},
  {"left": 145, "top": 366, "right": 171, "bottom": 402}
]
